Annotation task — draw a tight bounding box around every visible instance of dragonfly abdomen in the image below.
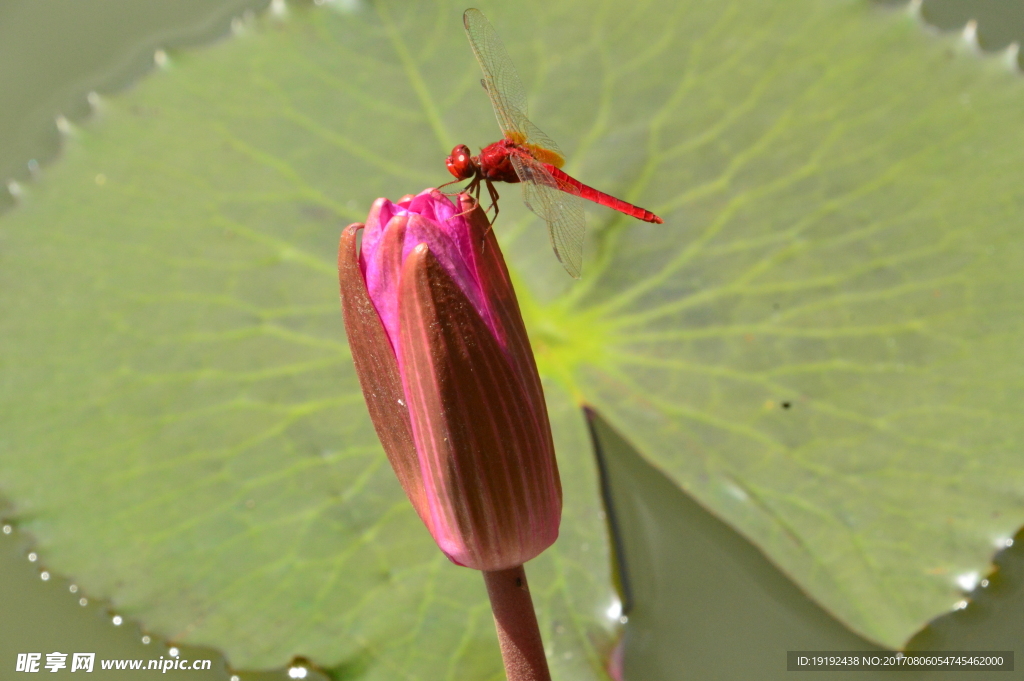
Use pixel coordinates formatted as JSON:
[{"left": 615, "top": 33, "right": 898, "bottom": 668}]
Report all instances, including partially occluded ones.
[{"left": 543, "top": 165, "right": 662, "bottom": 224}]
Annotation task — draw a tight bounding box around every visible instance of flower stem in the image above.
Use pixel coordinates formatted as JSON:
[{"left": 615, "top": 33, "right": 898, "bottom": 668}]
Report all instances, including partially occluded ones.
[{"left": 483, "top": 565, "right": 552, "bottom": 681}]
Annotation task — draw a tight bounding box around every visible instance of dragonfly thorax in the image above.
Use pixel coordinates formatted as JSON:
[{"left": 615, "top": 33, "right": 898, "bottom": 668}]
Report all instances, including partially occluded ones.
[{"left": 476, "top": 140, "right": 521, "bottom": 184}]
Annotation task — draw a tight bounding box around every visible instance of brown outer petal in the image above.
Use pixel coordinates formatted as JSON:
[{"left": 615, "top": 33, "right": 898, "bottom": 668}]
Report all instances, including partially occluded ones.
[
  {"left": 338, "top": 222, "right": 428, "bottom": 525},
  {"left": 398, "top": 241, "right": 561, "bottom": 571},
  {"left": 460, "top": 195, "right": 561, "bottom": 509}
]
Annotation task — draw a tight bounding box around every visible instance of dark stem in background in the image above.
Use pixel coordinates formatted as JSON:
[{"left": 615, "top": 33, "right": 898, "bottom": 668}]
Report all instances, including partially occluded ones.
[{"left": 483, "top": 565, "right": 551, "bottom": 681}]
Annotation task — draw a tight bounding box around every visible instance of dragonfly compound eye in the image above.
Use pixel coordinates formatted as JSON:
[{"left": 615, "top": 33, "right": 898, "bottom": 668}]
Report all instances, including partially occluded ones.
[{"left": 446, "top": 144, "right": 475, "bottom": 180}]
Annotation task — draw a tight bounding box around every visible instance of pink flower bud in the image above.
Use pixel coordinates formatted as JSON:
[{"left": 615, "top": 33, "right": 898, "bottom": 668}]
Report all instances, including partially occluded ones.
[{"left": 338, "top": 189, "right": 561, "bottom": 571}]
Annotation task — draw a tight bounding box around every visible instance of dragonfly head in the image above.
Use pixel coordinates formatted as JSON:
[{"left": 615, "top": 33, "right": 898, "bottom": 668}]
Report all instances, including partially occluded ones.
[{"left": 445, "top": 144, "right": 477, "bottom": 181}]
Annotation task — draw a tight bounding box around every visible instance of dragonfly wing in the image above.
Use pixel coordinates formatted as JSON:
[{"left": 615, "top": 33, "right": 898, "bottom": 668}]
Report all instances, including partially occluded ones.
[
  {"left": 464, "top": 10, "right": 568, "bottom": 166},
  {"left": 520, "top": 118, "right": 566, "bottom": 167},
  {"left": 510, "top": 154, "right": 586, "bottom": 278},
  {"left": 463, "top": 9, "right": 530, "bottom": 141}
]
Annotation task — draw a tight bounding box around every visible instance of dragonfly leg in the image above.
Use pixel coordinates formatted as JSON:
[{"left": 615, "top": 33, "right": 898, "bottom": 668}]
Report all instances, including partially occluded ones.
[
  {"left": 440, "top": 173, "right": 480, "bottom": 202},
  {"left": 467, "top": 174, "right": 482, "bottom": 201},
  {"left": 444, "top": 174, "right": 483, "bottom": 219},
  {"left": 473, "top": 180, "right": 500, "bottom": 255},
  {"left": 481, "top": 179, "right": 501, "bottom": 239},
  {"left": 485, "top": 179, "right": 500, "bottom": 218}
]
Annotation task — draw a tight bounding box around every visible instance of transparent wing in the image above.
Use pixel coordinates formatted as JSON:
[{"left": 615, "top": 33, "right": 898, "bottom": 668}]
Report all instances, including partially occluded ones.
[
  {"left": 510, "top": 154, "right": 586, "bottom": 278},
  {"left": 464, "top": 9, "right": 539, "bottom": 147},
  {"left": 465, "top": 8, "right": 580, "bottom": 275},
  {"left": 520, "top": 117, "right": 565, "bottom": 166}
]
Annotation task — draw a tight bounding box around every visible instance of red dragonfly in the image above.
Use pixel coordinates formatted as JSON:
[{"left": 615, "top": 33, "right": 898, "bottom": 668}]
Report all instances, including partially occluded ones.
[{"left": 446, "top": 8, "right": 663, "bottom": 279}]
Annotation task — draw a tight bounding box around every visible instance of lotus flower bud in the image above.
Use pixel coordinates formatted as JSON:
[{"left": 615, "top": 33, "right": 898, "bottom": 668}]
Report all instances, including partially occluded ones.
[{"left": 338, "top": 189, "right": 561, "bottom": 571}]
